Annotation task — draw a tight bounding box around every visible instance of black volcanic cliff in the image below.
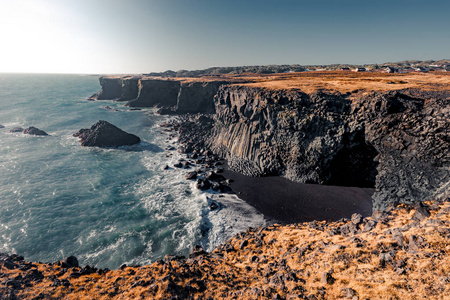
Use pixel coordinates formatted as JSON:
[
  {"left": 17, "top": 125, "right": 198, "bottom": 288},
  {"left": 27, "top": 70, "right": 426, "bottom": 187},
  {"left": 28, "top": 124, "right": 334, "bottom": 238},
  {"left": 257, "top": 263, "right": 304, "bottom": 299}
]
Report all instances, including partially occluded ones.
[
  {"left": 208, "top": 86, "right": 449, "bottom": 210},
  {"left": 91, "top": 76, "right": 225, "bottom": 114},
  {"left": 91, "top": 76, "right": 449, "bottom": 210}
]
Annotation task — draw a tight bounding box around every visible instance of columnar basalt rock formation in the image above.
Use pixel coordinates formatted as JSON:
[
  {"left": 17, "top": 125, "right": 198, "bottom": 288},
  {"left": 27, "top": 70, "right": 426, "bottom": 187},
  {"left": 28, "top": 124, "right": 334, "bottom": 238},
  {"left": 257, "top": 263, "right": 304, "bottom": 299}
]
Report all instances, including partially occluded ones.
[
  {"left": 208, "top": 86, "right": 449, "bottom": 210},
  {"left": 90, "top": 73, "right": 450, "bottom": 210}
]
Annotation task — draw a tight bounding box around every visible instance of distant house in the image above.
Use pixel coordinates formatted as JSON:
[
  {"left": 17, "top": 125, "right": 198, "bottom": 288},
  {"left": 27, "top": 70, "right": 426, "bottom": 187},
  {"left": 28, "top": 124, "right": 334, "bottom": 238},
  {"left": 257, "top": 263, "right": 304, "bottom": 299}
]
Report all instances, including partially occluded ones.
[
  {"left": 354, "top": 67, "right": 366, "bottom": 72},
  {"left": 414, "top": 67, "right": 429, "bottom": 72},
  {"left": 341, "top": 67, "right": 351, "bottom": 71},
  {"left": 383, "top": 67, "right": 397, "bottom": 73}
]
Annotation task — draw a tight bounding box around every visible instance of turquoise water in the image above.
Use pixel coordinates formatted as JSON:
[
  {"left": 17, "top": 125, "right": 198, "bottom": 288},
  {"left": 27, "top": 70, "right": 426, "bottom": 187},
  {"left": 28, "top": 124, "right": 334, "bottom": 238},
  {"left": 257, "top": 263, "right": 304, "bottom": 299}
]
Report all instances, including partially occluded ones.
[{"left": 0, "top": 74, "right": 226, "bottom": 269}]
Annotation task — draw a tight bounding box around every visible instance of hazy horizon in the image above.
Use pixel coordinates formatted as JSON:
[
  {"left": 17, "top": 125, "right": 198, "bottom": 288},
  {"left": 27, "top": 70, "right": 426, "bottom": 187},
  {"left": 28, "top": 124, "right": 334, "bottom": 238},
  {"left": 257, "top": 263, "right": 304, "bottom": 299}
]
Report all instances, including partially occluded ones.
[{"left": 1, "top": 0, "right": 449, "bottom": 74}]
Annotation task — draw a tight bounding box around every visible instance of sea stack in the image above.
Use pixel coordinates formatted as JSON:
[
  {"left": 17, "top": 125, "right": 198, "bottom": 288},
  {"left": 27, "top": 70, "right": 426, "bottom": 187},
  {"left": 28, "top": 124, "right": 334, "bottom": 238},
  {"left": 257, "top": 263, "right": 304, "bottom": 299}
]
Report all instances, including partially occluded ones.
[{"left": 74, "top": 120, "right": 140, "bottom": 147}]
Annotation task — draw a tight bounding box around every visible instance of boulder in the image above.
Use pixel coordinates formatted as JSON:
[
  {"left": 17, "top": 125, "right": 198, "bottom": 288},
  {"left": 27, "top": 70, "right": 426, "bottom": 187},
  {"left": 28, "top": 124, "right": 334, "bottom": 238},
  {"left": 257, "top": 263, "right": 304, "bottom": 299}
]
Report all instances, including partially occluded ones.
[
  {"left": 0, "top": 124, "right": 4, "bottom": 128},
  {"left": 23, "top": 126, "right": 48, "bottom": 136},
  {"left": 74, "top": 120, "right": 140, "bottom": 147}
]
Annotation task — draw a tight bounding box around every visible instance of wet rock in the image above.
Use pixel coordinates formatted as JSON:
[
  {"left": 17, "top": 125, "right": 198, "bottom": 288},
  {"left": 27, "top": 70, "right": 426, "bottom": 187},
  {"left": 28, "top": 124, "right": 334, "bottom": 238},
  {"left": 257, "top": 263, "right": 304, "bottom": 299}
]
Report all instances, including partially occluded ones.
[
  {"left": 74, "top": 120, "right": 140, "bottom": 147},
  {"left": 185, "top": 171, "right": 197, "bottom": 180},
  {"left": 189, "top": 245, "right": 207, "bottom": 258},
  {"left": 209, "top": 202, "right": 219, "bottom": 210},
  {"left": 22, "top": 126, "right": 48, "bottom": 136},
  {"left": 0, "top": 124, "right": 4, "bottom": 128},
  {"left": 174, "top": 162, "right": 183, "bottom": 168},
  {"left": 8, "top": 127, "right": 24, "bottom": 133},
  {"left": 195, "top": 178, "right": 211, "bottom": 190}
]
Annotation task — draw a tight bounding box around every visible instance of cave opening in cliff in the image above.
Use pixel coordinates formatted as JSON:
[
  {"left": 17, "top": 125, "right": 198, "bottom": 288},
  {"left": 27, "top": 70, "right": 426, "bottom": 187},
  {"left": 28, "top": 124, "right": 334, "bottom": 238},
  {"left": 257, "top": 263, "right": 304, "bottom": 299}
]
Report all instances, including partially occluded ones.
[{"left": 325, "top": 131, "right": 379, "bottom": 188}]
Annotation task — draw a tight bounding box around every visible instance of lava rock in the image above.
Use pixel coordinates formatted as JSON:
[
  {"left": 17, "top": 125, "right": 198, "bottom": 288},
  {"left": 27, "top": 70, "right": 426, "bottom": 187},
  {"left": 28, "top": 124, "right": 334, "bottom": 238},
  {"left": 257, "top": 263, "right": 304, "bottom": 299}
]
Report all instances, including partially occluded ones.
[
  {"left": 62, "top": 256, "right": 79, "bottom": 268},
  {"left": 22, "top": 126, "right": 48, "bottom": 136},
  {"left": 413, "top": 202, "right": 431, "bottom": 221},
  {"left": 74, "top": 120, "right": 140, "bottom": 147},
  {"left": 185, "top": 171, "right": 197, "bottom": 180},
  {"left": 8, "top": 127, "right": 24, "bottom": 133},
  {"left": 351, "top": 213, "right": 363, "bottom": 225},
  {"left": 195, "top": 179, "right": 211, "bottom": 190}
]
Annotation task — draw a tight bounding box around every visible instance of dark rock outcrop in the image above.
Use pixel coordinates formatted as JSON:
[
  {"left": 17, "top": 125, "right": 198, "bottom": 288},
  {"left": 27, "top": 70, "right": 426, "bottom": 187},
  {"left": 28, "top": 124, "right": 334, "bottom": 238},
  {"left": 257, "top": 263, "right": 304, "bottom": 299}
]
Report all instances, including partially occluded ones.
[
  {"left": 205, "top": 86, "right": 449, "bottom": 210},
  {"left": 8, "top": 126, "right": 48, "bottom": 136},
  {"left": 74, "top": 120, "right": 140, "bottom": 147},
  {"left": 22, "top": 127, "right": 48, "bottom": 136},
  {"left": 0, "top": 124, "right": 4, "bottom": 128}
]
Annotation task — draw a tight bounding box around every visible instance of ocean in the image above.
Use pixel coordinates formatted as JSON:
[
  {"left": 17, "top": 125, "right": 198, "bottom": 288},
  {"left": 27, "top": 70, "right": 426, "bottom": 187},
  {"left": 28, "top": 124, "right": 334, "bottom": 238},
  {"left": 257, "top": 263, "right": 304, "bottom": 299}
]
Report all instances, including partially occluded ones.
[{"left": 0, "top": 73, "right": 266, "bottom": 269}]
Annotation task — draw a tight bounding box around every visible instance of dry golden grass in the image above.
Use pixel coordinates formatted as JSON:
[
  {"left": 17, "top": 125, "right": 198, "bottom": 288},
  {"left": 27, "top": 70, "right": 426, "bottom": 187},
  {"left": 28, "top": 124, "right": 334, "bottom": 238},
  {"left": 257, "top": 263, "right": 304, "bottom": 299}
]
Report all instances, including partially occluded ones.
[{"left": 108, "top": 71, "right": 450, "bottom": 94}]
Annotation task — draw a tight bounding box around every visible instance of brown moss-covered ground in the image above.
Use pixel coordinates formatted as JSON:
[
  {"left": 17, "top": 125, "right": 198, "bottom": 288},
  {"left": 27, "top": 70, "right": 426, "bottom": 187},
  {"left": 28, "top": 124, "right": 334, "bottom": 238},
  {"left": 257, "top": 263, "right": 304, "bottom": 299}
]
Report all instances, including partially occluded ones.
[
  {"left": 105, "top": 71, "right": 450, "bottom": 94},
  {"left": 1, "top": 200, "right": 449, "bottom": 299}
]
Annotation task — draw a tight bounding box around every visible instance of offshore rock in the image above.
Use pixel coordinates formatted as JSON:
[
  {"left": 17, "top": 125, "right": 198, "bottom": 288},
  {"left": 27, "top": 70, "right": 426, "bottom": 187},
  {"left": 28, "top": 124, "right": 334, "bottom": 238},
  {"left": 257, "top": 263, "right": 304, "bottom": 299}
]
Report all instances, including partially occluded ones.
[
  {"left": 22, "top": 126, "right": 48, "bottom": 136},
  {"left": 73, "top": 120, "right": 140, "bottom": 147}
]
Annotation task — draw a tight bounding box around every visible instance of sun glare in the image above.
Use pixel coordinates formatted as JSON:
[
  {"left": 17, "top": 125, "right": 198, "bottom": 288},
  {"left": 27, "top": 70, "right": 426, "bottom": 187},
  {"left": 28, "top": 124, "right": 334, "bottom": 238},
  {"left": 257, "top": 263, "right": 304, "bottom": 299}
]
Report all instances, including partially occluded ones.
[{"left": 0, "top": 0, "right": 98, "bottom": 74}]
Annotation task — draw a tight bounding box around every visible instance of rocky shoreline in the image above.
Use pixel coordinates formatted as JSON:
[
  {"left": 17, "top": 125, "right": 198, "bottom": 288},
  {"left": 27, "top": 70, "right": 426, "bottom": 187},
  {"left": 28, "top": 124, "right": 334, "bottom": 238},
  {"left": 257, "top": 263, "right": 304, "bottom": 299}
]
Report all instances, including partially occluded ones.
[{"left": 1, "top": 200, "right": 448, "bottom": 299}]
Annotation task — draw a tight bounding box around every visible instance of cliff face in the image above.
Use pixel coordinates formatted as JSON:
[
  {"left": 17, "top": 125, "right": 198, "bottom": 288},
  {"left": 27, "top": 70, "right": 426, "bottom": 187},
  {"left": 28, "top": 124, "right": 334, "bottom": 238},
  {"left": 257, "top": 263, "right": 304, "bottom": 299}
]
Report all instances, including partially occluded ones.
[
  {"left": 352, "top": 90, "right": 450, "bottom": 210},
  {"left": 127, "top": 79, "right": 180, "bottom": 107},
  {"left": 90, "top": 76, "right": 140, "bottom": 101},
  {"left": 91, "top": 77, "right": 123, "bottom": 100},
  {"left": 176, "top": 81, "right": 226, "bottom": 114},
  {"left": 209, "top": 86, "right": 449, "bottom": 210},
  {"left": 93, "top": 76, "right": 225, "bottom": 113},
  {"left": 210, "top": 86, "right": 378, "bottom": 186}
]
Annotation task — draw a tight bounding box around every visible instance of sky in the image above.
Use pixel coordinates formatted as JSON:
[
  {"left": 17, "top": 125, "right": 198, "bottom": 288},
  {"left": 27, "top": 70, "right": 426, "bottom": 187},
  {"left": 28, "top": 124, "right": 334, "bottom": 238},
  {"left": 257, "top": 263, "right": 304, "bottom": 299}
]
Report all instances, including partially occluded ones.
[{"left": 0, "top": 0, "right": 449, "bottom": 74}]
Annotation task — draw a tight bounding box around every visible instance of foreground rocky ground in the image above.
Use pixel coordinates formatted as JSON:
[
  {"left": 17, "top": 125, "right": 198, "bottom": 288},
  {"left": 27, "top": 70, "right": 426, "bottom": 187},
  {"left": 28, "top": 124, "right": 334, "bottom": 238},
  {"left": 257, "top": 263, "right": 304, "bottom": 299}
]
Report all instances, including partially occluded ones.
[{"left": 1, "top": 200, "right": 448, "bottom": 299}]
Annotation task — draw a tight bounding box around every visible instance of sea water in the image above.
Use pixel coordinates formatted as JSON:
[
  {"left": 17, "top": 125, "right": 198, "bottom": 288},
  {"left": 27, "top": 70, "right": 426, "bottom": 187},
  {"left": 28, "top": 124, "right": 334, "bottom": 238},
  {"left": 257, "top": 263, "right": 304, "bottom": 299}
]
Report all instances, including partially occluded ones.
[{"left": 0, "top": 73, "right": 266, "bottom": 269}]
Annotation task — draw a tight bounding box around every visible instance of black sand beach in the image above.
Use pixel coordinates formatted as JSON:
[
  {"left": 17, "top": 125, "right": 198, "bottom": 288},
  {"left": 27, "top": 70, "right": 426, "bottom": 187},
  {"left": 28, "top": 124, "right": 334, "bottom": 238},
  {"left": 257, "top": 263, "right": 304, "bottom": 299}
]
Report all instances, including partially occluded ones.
[{"left": 222, "top": 164, "right": 374, "bottom": 224}]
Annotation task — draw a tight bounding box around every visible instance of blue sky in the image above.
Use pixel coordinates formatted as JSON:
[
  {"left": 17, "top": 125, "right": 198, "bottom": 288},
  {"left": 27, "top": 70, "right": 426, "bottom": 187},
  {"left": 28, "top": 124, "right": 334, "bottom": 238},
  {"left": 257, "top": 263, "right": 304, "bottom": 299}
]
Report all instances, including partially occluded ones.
[{"left": 0, "top": 0, "right": 449, "bottom": 74}]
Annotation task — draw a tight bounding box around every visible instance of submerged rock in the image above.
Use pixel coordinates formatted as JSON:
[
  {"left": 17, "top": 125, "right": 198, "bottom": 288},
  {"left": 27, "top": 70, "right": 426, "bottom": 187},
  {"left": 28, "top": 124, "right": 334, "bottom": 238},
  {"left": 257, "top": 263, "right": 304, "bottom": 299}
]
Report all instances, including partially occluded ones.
[
  {"left": 74, "top": 120, "right": 140, "bottom": 147},
  {"left": 9, "top": 127, "right": 24, "bottom": 133}
]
